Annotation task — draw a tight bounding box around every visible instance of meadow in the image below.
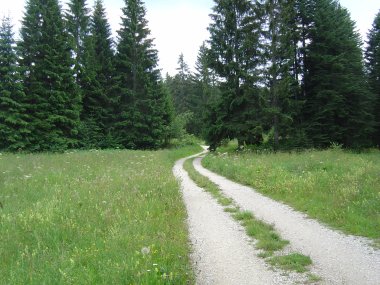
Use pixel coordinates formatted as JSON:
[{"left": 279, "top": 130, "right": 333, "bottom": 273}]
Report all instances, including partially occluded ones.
[
  {"left": 203, "top": 144, "right": 380, "bottom": 241},
  {"left": 0, "top": 146, "right": 201, "bottom": 284}
]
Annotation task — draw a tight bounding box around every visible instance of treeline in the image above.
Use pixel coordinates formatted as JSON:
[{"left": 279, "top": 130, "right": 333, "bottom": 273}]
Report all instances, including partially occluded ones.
[
  {"left": 168, "top": 0, "right": 380, "bottom": 150},
  {"left": 1, "top": 0, "right": 380, "bottom": 152},
  {"left": 0, "top": 0, "right": 172, "bottom": 152}
]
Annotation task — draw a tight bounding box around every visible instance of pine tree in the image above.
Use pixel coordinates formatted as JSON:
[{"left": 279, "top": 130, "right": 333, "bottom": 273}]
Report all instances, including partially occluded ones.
[
  {"left": 65, "top": 0, "right": 90, "bottom": 85},
  {"left": 192, "top": 43, "right": 220, "bottom": 137},
  {"left": 79, "top": 0, "right": 117, "bottom": 148},
  {"left": 366, "top": 10, "right": 380, "bottom": 146},
  {"left": 303, "top": 0, "right": 374, "bottom": 148},
  {"left": 0, "top": 17, "right": 29, "bottom": 151},
  {"left": 173, "top": 53, "right": 193, "bottom": 114},
  {"left": 19, "top": 0, "right": 81, "bottom": 151},
  {"left": 259, "top": 0, "right": 301, "bottom": 149},
  {"left": 206, "top": 0, "right": 263, "bottom": 148},
  {"left": 115, "top": 0, "right": 171, "bottom": 149}
]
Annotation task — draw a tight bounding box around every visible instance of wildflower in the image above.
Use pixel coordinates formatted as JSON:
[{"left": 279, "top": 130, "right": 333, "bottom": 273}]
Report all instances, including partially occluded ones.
[{"left": 141, "top": 247, "right": 150, "bottom": 255}]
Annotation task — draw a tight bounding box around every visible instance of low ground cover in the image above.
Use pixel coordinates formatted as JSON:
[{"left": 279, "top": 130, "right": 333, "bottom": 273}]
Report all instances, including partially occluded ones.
[
  {"left": 202, "top": 144, "right": 380, "bottom": 240},
  {"left": 0, "top": 146, "right": 201, "bottom": 284},
  {"left": 183, "top": 158, "right": 313, "bottom": 275}
]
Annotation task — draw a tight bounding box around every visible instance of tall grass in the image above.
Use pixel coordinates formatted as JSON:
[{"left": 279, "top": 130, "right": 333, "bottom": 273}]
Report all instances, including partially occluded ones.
[
  {"left": 203, "top": 147, "right": 380, "bottom": 239},
  {"left": 0, "top": 146, "right": 201, "bottom": 284}
]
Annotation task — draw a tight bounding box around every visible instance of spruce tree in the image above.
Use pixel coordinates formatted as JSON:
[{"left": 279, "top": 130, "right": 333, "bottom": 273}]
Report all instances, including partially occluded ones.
[
  {"left": 206, "top": 0, "right": 263, "bottom": 148},
  {"left": 19, "top": 0, "right": 81, "bottom": 151},
  {"left": 366, "top": 10, "right": 380, "bottom": 146},
  {"left": 115, "top": 0, "right": 171, "bottom": 149},
  {"left": 0, "top": 17, "right": 29, "bottom": 151},
  {"left": 303, "top": 0, "right": 374, "bottom": 148},
  {"left": 192, "top": 43, "right": 220, "bottom": 137},
  {"left": 259, "top": 0, "right": 301, "bottom": 149},
  {"left": 65, "top": 0, "right": 90, "bottom": 85},
  {"left": 79, "top": 0, "right": 117, "bottom": 148}
]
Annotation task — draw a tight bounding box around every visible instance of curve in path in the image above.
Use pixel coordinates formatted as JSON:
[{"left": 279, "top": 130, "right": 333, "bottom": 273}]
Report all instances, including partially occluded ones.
[
  {"left": 173, "top": 152, "right": 304, "bottom": 285},
  {"left": 193, "top": 156, "right": 380, "bottom": 285}
]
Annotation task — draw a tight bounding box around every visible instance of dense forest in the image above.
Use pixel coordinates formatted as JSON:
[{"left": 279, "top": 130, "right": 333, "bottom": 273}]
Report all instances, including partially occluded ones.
[{"left": 0, "top": 0, "right": 379, "bottom": 152}]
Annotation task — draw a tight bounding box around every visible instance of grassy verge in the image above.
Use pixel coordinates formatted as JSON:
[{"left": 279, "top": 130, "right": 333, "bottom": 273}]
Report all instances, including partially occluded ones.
[
  {"left": 0, "top": 145, "right": 201, "bottom": 285},
  {"left": 183, "top": 158, "right": 313, "bottom": 274},
  {"left": 203, "top": 144, "right": 380, "bottom": 240}
]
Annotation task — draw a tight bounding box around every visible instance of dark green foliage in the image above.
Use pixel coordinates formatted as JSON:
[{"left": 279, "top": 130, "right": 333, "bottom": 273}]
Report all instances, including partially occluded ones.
[
  {"left": 79, "top": 0, "right": 118, "bottom": 148},
  {"left": 19, "top": 0, "right": 81, "bottom": 151},
  {"left": 259, "top": 0, "right": 302, "bottom": 149},
  {"left": 303, "top": 0, "right": 375, "bottom": 148},
  {"left": 65, "top": 0, "right": 90, "bottom": 84},
  {"left": 366, "top": 11, "right": 380, "bottom": 146},
  {"left": 206, "top": 0, "right": 263, "bottom": 149},
  {"left": 0, "top": 17, "right": 29, "bottom": 151},
  {"left": 165, "top": 50, "right": 219, "bottom": 138},
  {"left": 115, "top": 0, "right": 171, "bottom": 149}
]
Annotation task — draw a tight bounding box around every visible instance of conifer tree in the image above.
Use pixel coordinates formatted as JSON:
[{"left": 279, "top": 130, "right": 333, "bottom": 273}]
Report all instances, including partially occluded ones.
[
  {"left": 0, "top": 17, "right": 29, "bottom": 151},
  {"left": 366, "top": 10, "right": 380, "bottom": 146},
  {"left": 115, "top": 0, "right": 171, "bottom": 149},
  {"left": 19, "top": 0, "right": 81, "bottom": 151},
  {"left": 65, "top": 0, "right": 90, "bottom": 85},
  {"left": 259, "top": 0, "right": 301, "bottom": 149},
  {"left": 303, "top": 0, "right": 374, "bottom": 148},
  {"left": 192, "top": 43, "right": 220, "bottom": 137},
  {"left": 206, "top": 0, "right": 263, "bottom": 148},
  {"left": 79, "top": 0, "right": 117, "bottom": 148}
]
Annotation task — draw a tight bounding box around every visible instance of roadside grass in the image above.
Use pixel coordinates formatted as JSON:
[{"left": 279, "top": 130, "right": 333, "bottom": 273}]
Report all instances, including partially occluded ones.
[
  {"left": 203, "top": 145, "right": 380, "bottom": 240},
  {"left": 0, "top": 145, "right": 201, "bottom": 285},
  {"left": 183, "top": 158, "right": 313, "bottom": 275}
]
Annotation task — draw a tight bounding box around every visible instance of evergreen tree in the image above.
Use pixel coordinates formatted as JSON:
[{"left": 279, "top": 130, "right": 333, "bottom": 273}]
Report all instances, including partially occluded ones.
[
  {"left": 19, "top": 0, "right": 81, "bottom": 151},
  {"left": 259, "top": 0, "right": 301, "bottom": 149},
  {"left": 0, "top": 17, "right": 29, "bottom": 151},
  {"left": 366, "top": 10, "right": 380, "bottom": 146},
  {"left": 115, "top": 0, "right": 171, "bottom": 149},
  {"left": 303, "top": 0, "right": 374, "bottom": 148},
  {"left": 192, "top": 42, "right": 220, "bottom": 137},
  {"left": 79, "top": 0, "right": 117, "bottom": 148},
  {"left": 173, "top": 53, "right": 192, "bottom": 114},
  {"left": 206, "top": 0, "right": 263, "bottom": 148},
  {"left": 65, "top": 0, "right": 90, "bottom": 85}
]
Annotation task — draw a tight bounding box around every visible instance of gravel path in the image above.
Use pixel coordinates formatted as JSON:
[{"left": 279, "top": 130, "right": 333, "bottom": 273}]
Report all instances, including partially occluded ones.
[
  {"left": 173, "top": 153, "right": 305, "bottom": 285},
  {"left": 193, "top": 156, "right": 380, "bottom": 285}
]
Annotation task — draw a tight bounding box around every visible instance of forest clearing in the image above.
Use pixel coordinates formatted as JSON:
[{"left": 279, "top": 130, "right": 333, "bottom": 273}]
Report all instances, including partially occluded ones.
[
  {"left": 1, "top": 0, "right": 380, "bottom": 283},
  {"left": 1, "top": 146, "right": 379, "bottom": 284}
]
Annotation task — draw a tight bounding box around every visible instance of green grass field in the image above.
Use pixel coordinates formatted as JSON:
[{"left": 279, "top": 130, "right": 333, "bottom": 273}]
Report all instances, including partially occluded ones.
[
  {"left": 0, "top": 146, "right": 201, "bottom": 285},
  {"left": 203, "top": 145, "right": 380, "bottom": 240}
]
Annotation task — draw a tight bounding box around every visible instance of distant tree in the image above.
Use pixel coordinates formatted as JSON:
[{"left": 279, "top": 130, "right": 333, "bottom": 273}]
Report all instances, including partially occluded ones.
[
  {"left": 169, "top": 53, "right": 193, "bottom": 114},
  {"left": 0, "top": 17, "right": 29, "bottom": 151},
  {"left": 206, "top": 0, "right": 263, "bottom": 149},
  {"left": 79, "top": 0, "right": 118, "bottom": 148},
  {"left": 19, "top": 0, "right": 81, "bottom": 151},
  {"left": 366, "top": 10, "right": 380, "bottom": 146},
  {"left": 115, "top": 0, "right": 171, "bottom": 149},
  {"left": 192, "top": 42, "right": 220, "bottom": 137},
  {"left": 303, "top": 0, "right": 375, "bottom": 148}
]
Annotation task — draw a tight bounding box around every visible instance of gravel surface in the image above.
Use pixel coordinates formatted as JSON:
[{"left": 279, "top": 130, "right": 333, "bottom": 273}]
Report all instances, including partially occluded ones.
[
  {"left": 173, "top": 153, "right": 305, "bottom": 285},
  {"left": 194, "top": 156, "right": 380, "bottom": 285}
]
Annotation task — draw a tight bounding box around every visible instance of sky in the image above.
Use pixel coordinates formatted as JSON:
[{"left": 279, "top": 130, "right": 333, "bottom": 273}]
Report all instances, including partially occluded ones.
[{"left": 1, "top": 0, "right": 379, "bottom": 75}]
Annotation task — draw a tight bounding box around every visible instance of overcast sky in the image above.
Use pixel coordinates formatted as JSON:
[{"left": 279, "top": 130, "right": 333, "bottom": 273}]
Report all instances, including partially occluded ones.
[{"left": 1, "top": 0, "right": 379, "bottom": 75}]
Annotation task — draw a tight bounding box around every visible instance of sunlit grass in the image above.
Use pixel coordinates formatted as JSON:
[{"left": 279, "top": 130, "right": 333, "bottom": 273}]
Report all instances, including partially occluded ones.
[
  {"left": 0, "top": 146, "right": 201, "bottom": 284},
  {"left": 203, "top": 145, "right": 380, "bottom": 239},
  {"left": 183, "top": 158, "right": 312, "bottom": 275}
]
